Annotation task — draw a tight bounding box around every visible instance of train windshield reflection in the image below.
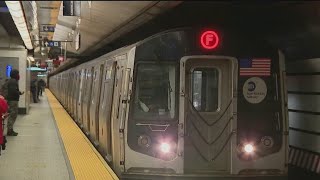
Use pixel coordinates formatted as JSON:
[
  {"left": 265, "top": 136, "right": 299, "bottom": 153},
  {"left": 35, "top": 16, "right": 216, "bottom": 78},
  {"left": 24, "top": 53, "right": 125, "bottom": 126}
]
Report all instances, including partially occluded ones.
[{"left": 132, "top": 63, "right": 177, "bottom": 121}]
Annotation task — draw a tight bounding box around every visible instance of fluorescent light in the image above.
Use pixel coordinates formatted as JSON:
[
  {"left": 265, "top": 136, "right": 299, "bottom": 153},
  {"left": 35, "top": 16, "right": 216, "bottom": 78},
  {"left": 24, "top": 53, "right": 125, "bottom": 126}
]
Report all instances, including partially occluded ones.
[
  {"left": 31, "top": 1, "right": 39, "bottom": 46},
  {"left": 31, "top": 1, "right": 38, "bottom": 30},
  {"left": 5, "top": 1, "right": 33, "bottom": 50},
  {"left": 27, "top": 56, "right": 35, "bottom": 62},
  {"left": 28, "top": 67, "right": 46, "bottom": 71}
]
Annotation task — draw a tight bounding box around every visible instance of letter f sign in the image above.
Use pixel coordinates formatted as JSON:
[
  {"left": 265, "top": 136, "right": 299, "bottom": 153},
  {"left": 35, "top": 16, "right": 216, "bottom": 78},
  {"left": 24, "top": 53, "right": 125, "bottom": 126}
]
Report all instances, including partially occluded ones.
[
  {"left": 205, "top": 34, "right": 213, "bottom": 46},
  {"left": 200, "top": 31, "right": 219, "bottom": 49}
]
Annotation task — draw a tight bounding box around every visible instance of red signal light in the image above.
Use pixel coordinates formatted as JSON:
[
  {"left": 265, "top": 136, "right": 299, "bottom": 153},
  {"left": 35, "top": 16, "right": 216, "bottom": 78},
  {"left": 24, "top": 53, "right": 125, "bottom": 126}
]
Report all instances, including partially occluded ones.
[{"left": 200, "top": 30, "right": 219, "bottom": 49}]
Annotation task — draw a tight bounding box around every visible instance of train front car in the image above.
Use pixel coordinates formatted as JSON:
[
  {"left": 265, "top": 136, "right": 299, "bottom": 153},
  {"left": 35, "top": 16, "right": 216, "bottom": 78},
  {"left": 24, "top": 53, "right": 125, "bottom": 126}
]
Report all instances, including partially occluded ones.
[{"left": 123, "top": 27, "right": 288, "bottom": 179}]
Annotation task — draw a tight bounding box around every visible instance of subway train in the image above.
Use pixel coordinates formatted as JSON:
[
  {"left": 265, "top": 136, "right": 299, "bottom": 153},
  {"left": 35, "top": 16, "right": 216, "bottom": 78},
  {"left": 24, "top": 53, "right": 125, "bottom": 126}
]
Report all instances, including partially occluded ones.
[{"left": 49, "top": 27, "right": 289, "bottom": 179}]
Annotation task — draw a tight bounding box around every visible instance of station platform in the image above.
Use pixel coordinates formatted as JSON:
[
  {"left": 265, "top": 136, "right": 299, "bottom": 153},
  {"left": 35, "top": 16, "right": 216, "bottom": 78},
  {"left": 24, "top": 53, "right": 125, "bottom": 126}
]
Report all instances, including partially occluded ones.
[{"left": 0, "top": 89, "right": 118, "bottom": 180}]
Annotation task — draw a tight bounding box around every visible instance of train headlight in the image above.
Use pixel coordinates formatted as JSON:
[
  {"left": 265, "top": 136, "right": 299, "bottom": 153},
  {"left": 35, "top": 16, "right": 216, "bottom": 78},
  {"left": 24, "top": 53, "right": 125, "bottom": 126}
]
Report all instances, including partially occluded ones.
[
  {"left": 160, "top": 142, "right": 171, "bottom": 153},
  {"left": 243, "top": 143, "right": 255, "bottom": 154}
]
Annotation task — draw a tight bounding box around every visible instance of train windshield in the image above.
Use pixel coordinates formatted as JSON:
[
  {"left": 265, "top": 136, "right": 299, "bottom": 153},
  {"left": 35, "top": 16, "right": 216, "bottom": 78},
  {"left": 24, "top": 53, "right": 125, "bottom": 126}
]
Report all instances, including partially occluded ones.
[{"left": 132, "top": 63, "right": 177, "bottom": 121}]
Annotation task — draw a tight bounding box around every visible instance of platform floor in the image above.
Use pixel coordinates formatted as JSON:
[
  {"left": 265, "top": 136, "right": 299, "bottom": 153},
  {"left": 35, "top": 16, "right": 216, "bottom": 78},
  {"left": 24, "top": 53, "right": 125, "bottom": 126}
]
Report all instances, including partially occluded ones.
[
  {"left": 0, "top": 93, "right": 70, "bottom": 180},
  {"left": 0, "top": 90, "right": 118, "bottom": 180}
]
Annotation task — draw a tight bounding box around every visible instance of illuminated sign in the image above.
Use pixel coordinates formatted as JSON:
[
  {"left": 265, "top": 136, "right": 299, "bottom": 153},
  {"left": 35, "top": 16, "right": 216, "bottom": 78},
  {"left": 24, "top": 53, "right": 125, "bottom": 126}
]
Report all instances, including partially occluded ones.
[
  {"left": 42, "top": 25, "right": 55, "bottom": 32},
  {"left": 43, "top": 40, "right": 61, "bottom": 47},
  {"left": 29, "top": 67, "right": 46, "bottom": 71},
  {"left": 200, "top": 30, "right": 219, "bottom": 49},
  {"left": 6, "top": 65, "right": 12, "bottom": 77}
]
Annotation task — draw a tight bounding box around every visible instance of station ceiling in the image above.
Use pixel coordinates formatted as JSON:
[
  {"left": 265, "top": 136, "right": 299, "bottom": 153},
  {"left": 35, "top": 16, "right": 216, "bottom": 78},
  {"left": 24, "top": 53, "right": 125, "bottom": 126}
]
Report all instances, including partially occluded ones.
[
  {"left": 109, "top": 1, "right": 320, "bottom": 63},
  {"left": 1, "top": 1, "right": 320, "bottom": 66},
  {"left": 34, "top": 1, "right": 182, "bottom": 59}
]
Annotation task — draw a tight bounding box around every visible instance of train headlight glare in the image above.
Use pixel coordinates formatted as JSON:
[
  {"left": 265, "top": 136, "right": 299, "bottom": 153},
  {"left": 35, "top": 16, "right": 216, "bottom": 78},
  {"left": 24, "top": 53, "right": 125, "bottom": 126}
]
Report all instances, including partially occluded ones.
[
  {"left": 244, "top": 144, "right": 254, "bottom": 154},
  {"left": 160, "top": 142, "right": 170, "bottom": 153}
]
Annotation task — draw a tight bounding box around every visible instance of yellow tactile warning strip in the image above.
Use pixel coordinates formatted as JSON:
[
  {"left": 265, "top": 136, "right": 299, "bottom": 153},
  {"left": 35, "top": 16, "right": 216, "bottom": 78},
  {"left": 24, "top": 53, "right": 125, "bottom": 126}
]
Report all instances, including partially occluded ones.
[{"left": 46, "top": 89, "right": 119, "bottom": 180}]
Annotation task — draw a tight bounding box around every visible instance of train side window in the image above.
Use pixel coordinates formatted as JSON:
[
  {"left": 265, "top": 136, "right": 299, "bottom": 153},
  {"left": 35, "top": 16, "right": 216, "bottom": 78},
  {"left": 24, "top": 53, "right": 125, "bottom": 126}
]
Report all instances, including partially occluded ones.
[
  {"left": 191, "top": 68, "right": 219, "bottom": 112},
  {"left": 105, "top": 69, "right": 109, "bottom": 80}
]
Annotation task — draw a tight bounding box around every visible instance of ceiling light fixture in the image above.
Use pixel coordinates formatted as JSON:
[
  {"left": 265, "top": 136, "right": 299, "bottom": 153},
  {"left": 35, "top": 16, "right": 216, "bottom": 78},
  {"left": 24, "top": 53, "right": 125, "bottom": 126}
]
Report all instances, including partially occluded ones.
[
  {"left": 31, "top": 1, "right": 40, "bottom": 47},
  {"left": 5, "top": 1, "right": 33, "bottom": 50}
]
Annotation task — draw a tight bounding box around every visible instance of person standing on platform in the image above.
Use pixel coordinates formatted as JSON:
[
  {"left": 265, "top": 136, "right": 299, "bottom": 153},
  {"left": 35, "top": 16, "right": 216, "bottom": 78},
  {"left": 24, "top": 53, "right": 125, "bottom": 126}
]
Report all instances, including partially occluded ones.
[
  {"left": 30, "top": 79, "right": 37, "bottom": 103},
  {"left": 37, "top": 79, "right": 41, "bottom": 100},
  {"left": 7, "top": 69, "right": 24, "bottom": 136},
  {"left": 0, "top": 94, "right": 8, "bottom": 153},
  {"left": 39, "top": 79, "right": 46, "bottom": 96}
]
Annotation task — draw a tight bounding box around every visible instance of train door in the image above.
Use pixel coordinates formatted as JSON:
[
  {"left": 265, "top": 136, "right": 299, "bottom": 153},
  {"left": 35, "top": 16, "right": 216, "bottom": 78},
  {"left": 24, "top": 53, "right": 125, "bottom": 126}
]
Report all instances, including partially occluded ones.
[
  {"left": 74, "top": 71, "right": 79, "bottom": 121},
  {"left": 115, "top": 61, "right": 131, "bottom": 173},
  {"left": 59, "top": 74, "right": 63, "bottom": 100},
  {"left": 180, "top": 56, "right": 236, "bottom": 174},
  {"left": 78, "top": 69, "right": 85, "bottom": 125},
  {"left": 72, "top": 72, "right": 77, "bottom": 117},
  {"left": 63, "top": 74, "right": 67, "bottom": 106},
  {"left": 66, "top": 73, "right": 69, "bottom": 107},
  {"left": 70, "top": 72, "right": 75, "bottom": 116},
  {"left": 70, "top": 72, "right": 73, "bottom": 113},
  {"left": 66, "top": 73, "right": 71, "bottom": 110},
  {"left": 72, "top": 72, "right": 77, "bottom": 118},
  {"left": 66, "top": 73, "right": 70, "bottom": 111},
  {"left": 57, "top": 75, "right": 60, "bottom": 98},
  {"left": 83, "top": 69, "right": 90, "bottom": 133},
  {"left": 83, "top": 68, "right": 90, "bottom": 133},
  {"left": 98, "top": 61, "right": 116, "bottom": 164},
  {"left": 84, "top": 66, "right": 95, "bottom": 134},
  {"left": 60, "top": 74, "right": 63, "bottom": 103},
  {"left": 89, "top": 64, "right": 104, "bottom": 145},
  {"left": 57, "top": 74, "right": 60, "bottom": 99},
  {"left": 68, "top": 73, "right": 73, "bottom": 113}
]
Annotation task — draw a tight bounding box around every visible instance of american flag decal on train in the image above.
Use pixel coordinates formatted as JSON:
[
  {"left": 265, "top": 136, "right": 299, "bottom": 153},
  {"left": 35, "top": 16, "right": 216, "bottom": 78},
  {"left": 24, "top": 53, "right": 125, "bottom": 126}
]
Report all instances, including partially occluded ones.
[{"left": 239, "top": 58, "right": 271, "bottom": 76}]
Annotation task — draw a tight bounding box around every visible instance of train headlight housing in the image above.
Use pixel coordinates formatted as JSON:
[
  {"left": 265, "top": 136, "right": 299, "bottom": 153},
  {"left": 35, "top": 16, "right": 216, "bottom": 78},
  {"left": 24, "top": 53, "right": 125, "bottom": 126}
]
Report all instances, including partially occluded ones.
[
  {"left": 138, "top": 135, "right": 151, "bottom": 148},
  {"left": 261, "top": 136, "right": 274, "bottom": 149}
]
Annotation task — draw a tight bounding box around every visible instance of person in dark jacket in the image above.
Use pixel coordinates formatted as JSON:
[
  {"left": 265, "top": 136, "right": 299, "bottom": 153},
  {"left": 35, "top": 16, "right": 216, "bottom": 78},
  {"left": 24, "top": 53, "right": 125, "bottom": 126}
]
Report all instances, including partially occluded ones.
[
  {"left": 38, "top": 79, "right": 45, "bottom": 97},
  {"left": 31, "top": 79, "right": 37, "bottom": 103},
  {"left": 7, "top": 69, "right": 24, "bottom": 136}
]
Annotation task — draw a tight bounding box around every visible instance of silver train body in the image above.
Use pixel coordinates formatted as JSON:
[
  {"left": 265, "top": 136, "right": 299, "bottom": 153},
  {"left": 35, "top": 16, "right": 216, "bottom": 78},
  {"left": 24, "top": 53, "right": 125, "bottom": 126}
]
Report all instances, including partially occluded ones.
[{"left": 49, "top": 28, "right": 288, "bottom": 179}]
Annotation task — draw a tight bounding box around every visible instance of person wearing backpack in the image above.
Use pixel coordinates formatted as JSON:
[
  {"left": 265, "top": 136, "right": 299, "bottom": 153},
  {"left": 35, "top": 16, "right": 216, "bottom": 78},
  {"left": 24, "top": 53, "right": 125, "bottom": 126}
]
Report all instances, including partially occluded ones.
[{"left": 6, "top": 69, "right": 24, "bottom": 136}]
